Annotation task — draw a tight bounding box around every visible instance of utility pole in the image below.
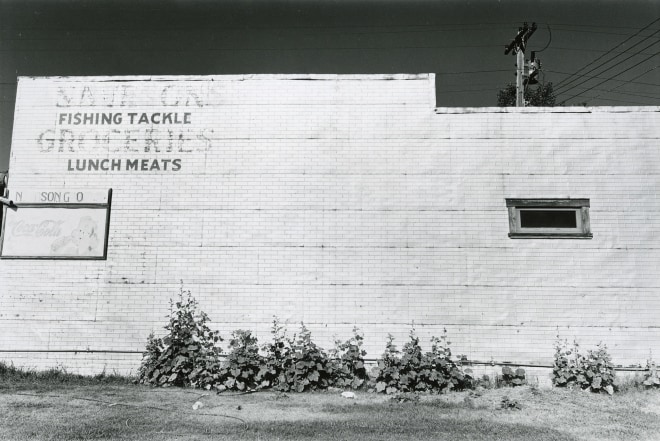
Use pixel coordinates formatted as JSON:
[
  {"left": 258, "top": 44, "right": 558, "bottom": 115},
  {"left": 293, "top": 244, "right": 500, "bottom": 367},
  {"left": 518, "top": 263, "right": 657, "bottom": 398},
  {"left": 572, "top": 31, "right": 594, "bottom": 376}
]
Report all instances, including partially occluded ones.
[
  {"left": 515, "top": 50, "right": 525, "bottom": 107},
  {"left": 504, "top": 22, "right": 537, "bottom": 107}
]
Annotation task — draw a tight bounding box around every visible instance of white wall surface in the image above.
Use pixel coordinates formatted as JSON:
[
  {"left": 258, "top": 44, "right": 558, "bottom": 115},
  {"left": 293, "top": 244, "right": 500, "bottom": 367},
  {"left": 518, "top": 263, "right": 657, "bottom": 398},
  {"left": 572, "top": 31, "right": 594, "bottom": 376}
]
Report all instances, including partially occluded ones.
[{"left": 1, "top": 74, "right": 659, "bottom": 374}]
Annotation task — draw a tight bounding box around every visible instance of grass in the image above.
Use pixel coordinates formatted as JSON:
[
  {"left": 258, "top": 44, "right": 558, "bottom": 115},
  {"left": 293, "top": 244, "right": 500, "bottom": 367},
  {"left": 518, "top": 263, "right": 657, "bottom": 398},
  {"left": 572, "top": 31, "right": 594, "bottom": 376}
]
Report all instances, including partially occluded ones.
[
  {"left": 0, "top": 362, "right": 133, "bottom": 392},
  {"left": 2, "top": 364, "right": 660, "bottom": 440}
]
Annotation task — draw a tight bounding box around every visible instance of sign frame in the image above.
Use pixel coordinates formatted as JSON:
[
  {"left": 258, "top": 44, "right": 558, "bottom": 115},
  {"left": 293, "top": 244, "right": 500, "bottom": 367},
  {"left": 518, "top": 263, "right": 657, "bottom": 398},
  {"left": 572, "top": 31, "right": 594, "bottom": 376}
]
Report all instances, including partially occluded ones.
[{"left": 0, "top": 189, "right": 112, "bottom": 260}]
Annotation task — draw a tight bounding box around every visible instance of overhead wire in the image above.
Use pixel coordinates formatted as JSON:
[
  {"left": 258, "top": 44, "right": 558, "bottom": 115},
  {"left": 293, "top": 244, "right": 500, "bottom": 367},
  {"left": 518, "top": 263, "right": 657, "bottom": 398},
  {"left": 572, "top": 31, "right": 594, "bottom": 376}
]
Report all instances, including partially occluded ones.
[
  {"left": 545, "top": 69, "right": 660, "bottom": 88},
  {"left": 555, "top": 36, "right": 660, "bottom": 98},
  {"left": 0, "top": 21, "right": 650, "bottom": 37},
  {"left": 1, "top": 25, "right": 517, "bottom": 40},
  {"left": 0, "top": 21, "right": 520, "bottom": 33},
  {"left": 553, "top": 17, "right": 660, "bottom": 90},
  {"left": 539, "top": 27, "right": 657, "bottom": 37},
  {"left": 584, "top": 64, "right": 660, "bottom": 104},
  {"left": 543, "top": 22, "right": 656, "bottom": 31},
  {"left": 554, "top": 34, "right": 660, "bottom": 96},
  {"left": 0, "top": 43, "right": 503, "bottom": 53},
  {"left": 439, "top": 87, "right": 507, "bottom": 94},
  {"left": 0, "top": 21, "right": 658, "bottom": 106},
  {"left": 534, "top": 24, "right": 552, "bottom": 53},
  {"left": 583, "top": 95, "right": 657, "bottom": 105},
  {"left": 558, "top": 85, "right": 660, "bottom": 101},
  {"left": 600, "top": 89, "right": 660, "bottom": 101},
  {"left": 2, "top": 23, "right": 653, "bottom": 43},
  {"left": 559, "top": 50, "right": 660, "bottom": 103},
  {"left": 546, "top": 46, "right": 658, "bottom": 56}
]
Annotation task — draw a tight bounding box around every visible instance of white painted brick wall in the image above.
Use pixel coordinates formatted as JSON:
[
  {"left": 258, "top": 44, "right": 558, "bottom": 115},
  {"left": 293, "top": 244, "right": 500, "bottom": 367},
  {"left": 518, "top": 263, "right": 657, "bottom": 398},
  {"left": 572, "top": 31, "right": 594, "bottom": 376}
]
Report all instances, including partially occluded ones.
[{"left": 1, "top": 74, "right": 659, "bottom": 374}]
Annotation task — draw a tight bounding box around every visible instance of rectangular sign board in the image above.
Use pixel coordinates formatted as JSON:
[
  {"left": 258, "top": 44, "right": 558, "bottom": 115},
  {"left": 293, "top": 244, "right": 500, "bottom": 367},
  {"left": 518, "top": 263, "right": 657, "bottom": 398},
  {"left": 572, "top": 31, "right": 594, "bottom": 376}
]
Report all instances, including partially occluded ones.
[
  {"left": 0, "top": 189, "right": 111, "bottom": 259},
  {"left": 8, "top": 189, "right": 110, "bottom": 204}
]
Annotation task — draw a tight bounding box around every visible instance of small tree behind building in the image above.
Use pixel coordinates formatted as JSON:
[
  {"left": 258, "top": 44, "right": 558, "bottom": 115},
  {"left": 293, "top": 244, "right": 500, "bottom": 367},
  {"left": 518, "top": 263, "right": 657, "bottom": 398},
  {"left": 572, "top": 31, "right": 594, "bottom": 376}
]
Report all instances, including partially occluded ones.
[{"left": 497, "top": 82, "right": 556, "bottom": 107}]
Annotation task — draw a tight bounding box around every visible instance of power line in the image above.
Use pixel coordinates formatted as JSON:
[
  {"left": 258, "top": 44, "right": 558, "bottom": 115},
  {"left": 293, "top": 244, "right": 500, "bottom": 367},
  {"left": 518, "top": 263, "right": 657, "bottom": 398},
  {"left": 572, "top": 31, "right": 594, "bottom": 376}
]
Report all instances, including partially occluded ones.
[
  {"left": 0, "top": 21, "right": 520, "bottom": 33},
  {"left": 439, "top": 82, "right": 660, "bottom": 100},
  {"left": 600, "top": 88, "right": 660, "bottom": 101},
  {"left": 0, "top": 24, "right": 518, "bottom": 40},
  {"left": 542, "top": 22, "right": 658, "bottom": 32},
  {"left": 552, "top": 28, "right": 658, "bottom": 37},
  {"left": 555, "top": 35, "right": 660, "bottom": 97},
  {"left": 0, "top": 21, "right": 651, "bottom": 37},
  {"left": 554, "top": 30, "right": 660, "bottom": 94},
  {"left": 584, "top": 95, "right": 659, "bottom": 105},
  {"left": 564, "top": 85, "right": 660, "bottom": 101},
  {"left": 438, "top": 87, "right": 505, "bottom": 94},
  {"left": 544, "top": 25, "right": 660, "bottom": 38},
  {"left": 6, "top": 41, "right": 659, "bottom": 59},
  {"left": 553, "top": 17, "right": 660, "bottom": 91},
  {"left": 0, "top": 43, "right": 503, "bottom": 53},
  {"left": 547, "top": 46, "right": 658, "bottom": 57},
  {"left": 559, "top": 50, "right": 660, "bottom": 103},
  {"left": 5, "top": 23, "right": 654, "bottom": 44},
  {"left": 535, "top": 24, "right": 552, "bottom": 53},
  {"left": 584, "top": 65, "right": 660, "bottom": 104},
  {"left": 545, "top": 69, "right": 660, "bottom": 88}
]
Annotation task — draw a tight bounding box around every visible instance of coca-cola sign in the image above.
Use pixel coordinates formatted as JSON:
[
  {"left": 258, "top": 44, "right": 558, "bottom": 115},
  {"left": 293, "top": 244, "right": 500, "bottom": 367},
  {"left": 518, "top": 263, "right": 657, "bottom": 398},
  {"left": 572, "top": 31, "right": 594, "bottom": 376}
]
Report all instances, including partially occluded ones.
[
  {"left": 1, "top": 206, "right": 109, "bottom": 259},
  {"left": 11, "top": 219, "right": 65, "bottom": 237}
]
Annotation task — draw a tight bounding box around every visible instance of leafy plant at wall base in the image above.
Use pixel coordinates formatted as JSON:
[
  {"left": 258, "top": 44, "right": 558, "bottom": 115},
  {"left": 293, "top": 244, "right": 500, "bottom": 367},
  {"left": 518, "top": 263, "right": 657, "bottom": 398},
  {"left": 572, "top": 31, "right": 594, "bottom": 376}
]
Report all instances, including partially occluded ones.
[
  {"left": 275, "top": 323, "right": 336, "bottom": 392},
  {"left": 552, "top": 338, "right": 578, "bottom": 388},
  {"left": 643, "top": 360, "right": 660, "bottom": 388},
  {"left": 397, "top": 329, "right": 425, "bottom": 392},
  {"left": 329, "top": 327, "right": 369, "bottom": 389},
  {"left": 500, "top": 366, "right": 526, "bottom": 387},
  {"left": 137, "top": 286, "right": 223, "bottom": 388},
  {"left": 425, "top": 331, "right": 473, "bottom": 392},
  {"left": 136, "top": 332, "right": 163, "bottom": 383},
  {"left": 372, "top": 329, "right": 473, "bottom": 394},
  {"left": 258, "top": 316, "right": 292, "bottom": 390},
  {"left": 373, "top": 334, "right": 403, "bottom": 395},
  {"left": 218, "top": 330, "right": 262, "bottom": 392},
  {"left": 474, "top": 374, "right": 493, "bottom": 389},
  {"left": 552, "top": 338, "right": 615, "bottom": 395},
  {"left": 580, "top": 343, "right": 615, "bottom": 394}
]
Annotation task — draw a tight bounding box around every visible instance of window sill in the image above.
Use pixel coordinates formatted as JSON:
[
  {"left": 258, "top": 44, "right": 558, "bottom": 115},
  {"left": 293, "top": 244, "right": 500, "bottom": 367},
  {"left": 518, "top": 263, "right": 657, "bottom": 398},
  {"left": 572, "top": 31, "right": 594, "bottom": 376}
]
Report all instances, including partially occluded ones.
[{"left": 508, "top": 233, "right": 593, "bottom": 239}]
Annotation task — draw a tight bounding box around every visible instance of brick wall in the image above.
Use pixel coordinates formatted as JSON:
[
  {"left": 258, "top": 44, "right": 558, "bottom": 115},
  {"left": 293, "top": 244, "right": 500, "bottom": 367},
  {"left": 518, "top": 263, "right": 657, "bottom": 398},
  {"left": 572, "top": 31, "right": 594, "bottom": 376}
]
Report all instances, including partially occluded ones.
[{"left": 1, "top": 74, "right": 659, "bottom": 374}]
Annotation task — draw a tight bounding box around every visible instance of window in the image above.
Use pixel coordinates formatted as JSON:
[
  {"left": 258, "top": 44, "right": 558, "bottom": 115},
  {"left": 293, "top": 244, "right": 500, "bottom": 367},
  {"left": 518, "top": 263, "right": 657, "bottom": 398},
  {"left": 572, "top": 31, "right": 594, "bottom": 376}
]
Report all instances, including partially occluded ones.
[{"left": 506, "top": 198, "right": 592, "bottom": 239}]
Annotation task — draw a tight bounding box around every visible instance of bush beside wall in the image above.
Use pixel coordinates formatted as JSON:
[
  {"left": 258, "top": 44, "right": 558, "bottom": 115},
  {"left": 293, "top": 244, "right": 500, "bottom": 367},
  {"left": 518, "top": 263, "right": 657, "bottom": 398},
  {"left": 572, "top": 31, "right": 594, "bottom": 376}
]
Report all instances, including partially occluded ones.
[{"left": 137, "top": 291, "right": 632, "bottom": 395}]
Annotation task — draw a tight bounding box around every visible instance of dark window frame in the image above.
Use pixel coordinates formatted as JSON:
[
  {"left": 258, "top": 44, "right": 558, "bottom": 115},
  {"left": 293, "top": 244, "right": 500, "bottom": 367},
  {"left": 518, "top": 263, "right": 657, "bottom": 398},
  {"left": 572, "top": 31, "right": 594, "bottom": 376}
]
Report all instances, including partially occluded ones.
[{"left": 506, "top": 198, "right": 592, "bottom": 239}]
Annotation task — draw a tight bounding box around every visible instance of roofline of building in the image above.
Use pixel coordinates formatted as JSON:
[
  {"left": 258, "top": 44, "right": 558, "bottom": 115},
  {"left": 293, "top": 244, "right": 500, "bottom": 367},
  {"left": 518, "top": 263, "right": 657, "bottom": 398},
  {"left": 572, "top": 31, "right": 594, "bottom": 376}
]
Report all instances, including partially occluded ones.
[
  {"left": 16, "top": 73, "right": 432, "bottom": 82},
  {"left": 14, "top": 74, "right": 660, "bottom": 112},
  {"left": 435, "top": 106, "right": 660, "bottom": 113}
]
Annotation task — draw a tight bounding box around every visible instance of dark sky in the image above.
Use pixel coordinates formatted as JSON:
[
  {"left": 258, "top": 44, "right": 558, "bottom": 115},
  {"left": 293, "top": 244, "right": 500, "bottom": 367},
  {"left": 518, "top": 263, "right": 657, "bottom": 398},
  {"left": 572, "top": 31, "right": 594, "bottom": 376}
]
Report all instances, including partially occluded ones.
[{"left": 1, "top": 0, "right": 659, "bottom": 171}]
